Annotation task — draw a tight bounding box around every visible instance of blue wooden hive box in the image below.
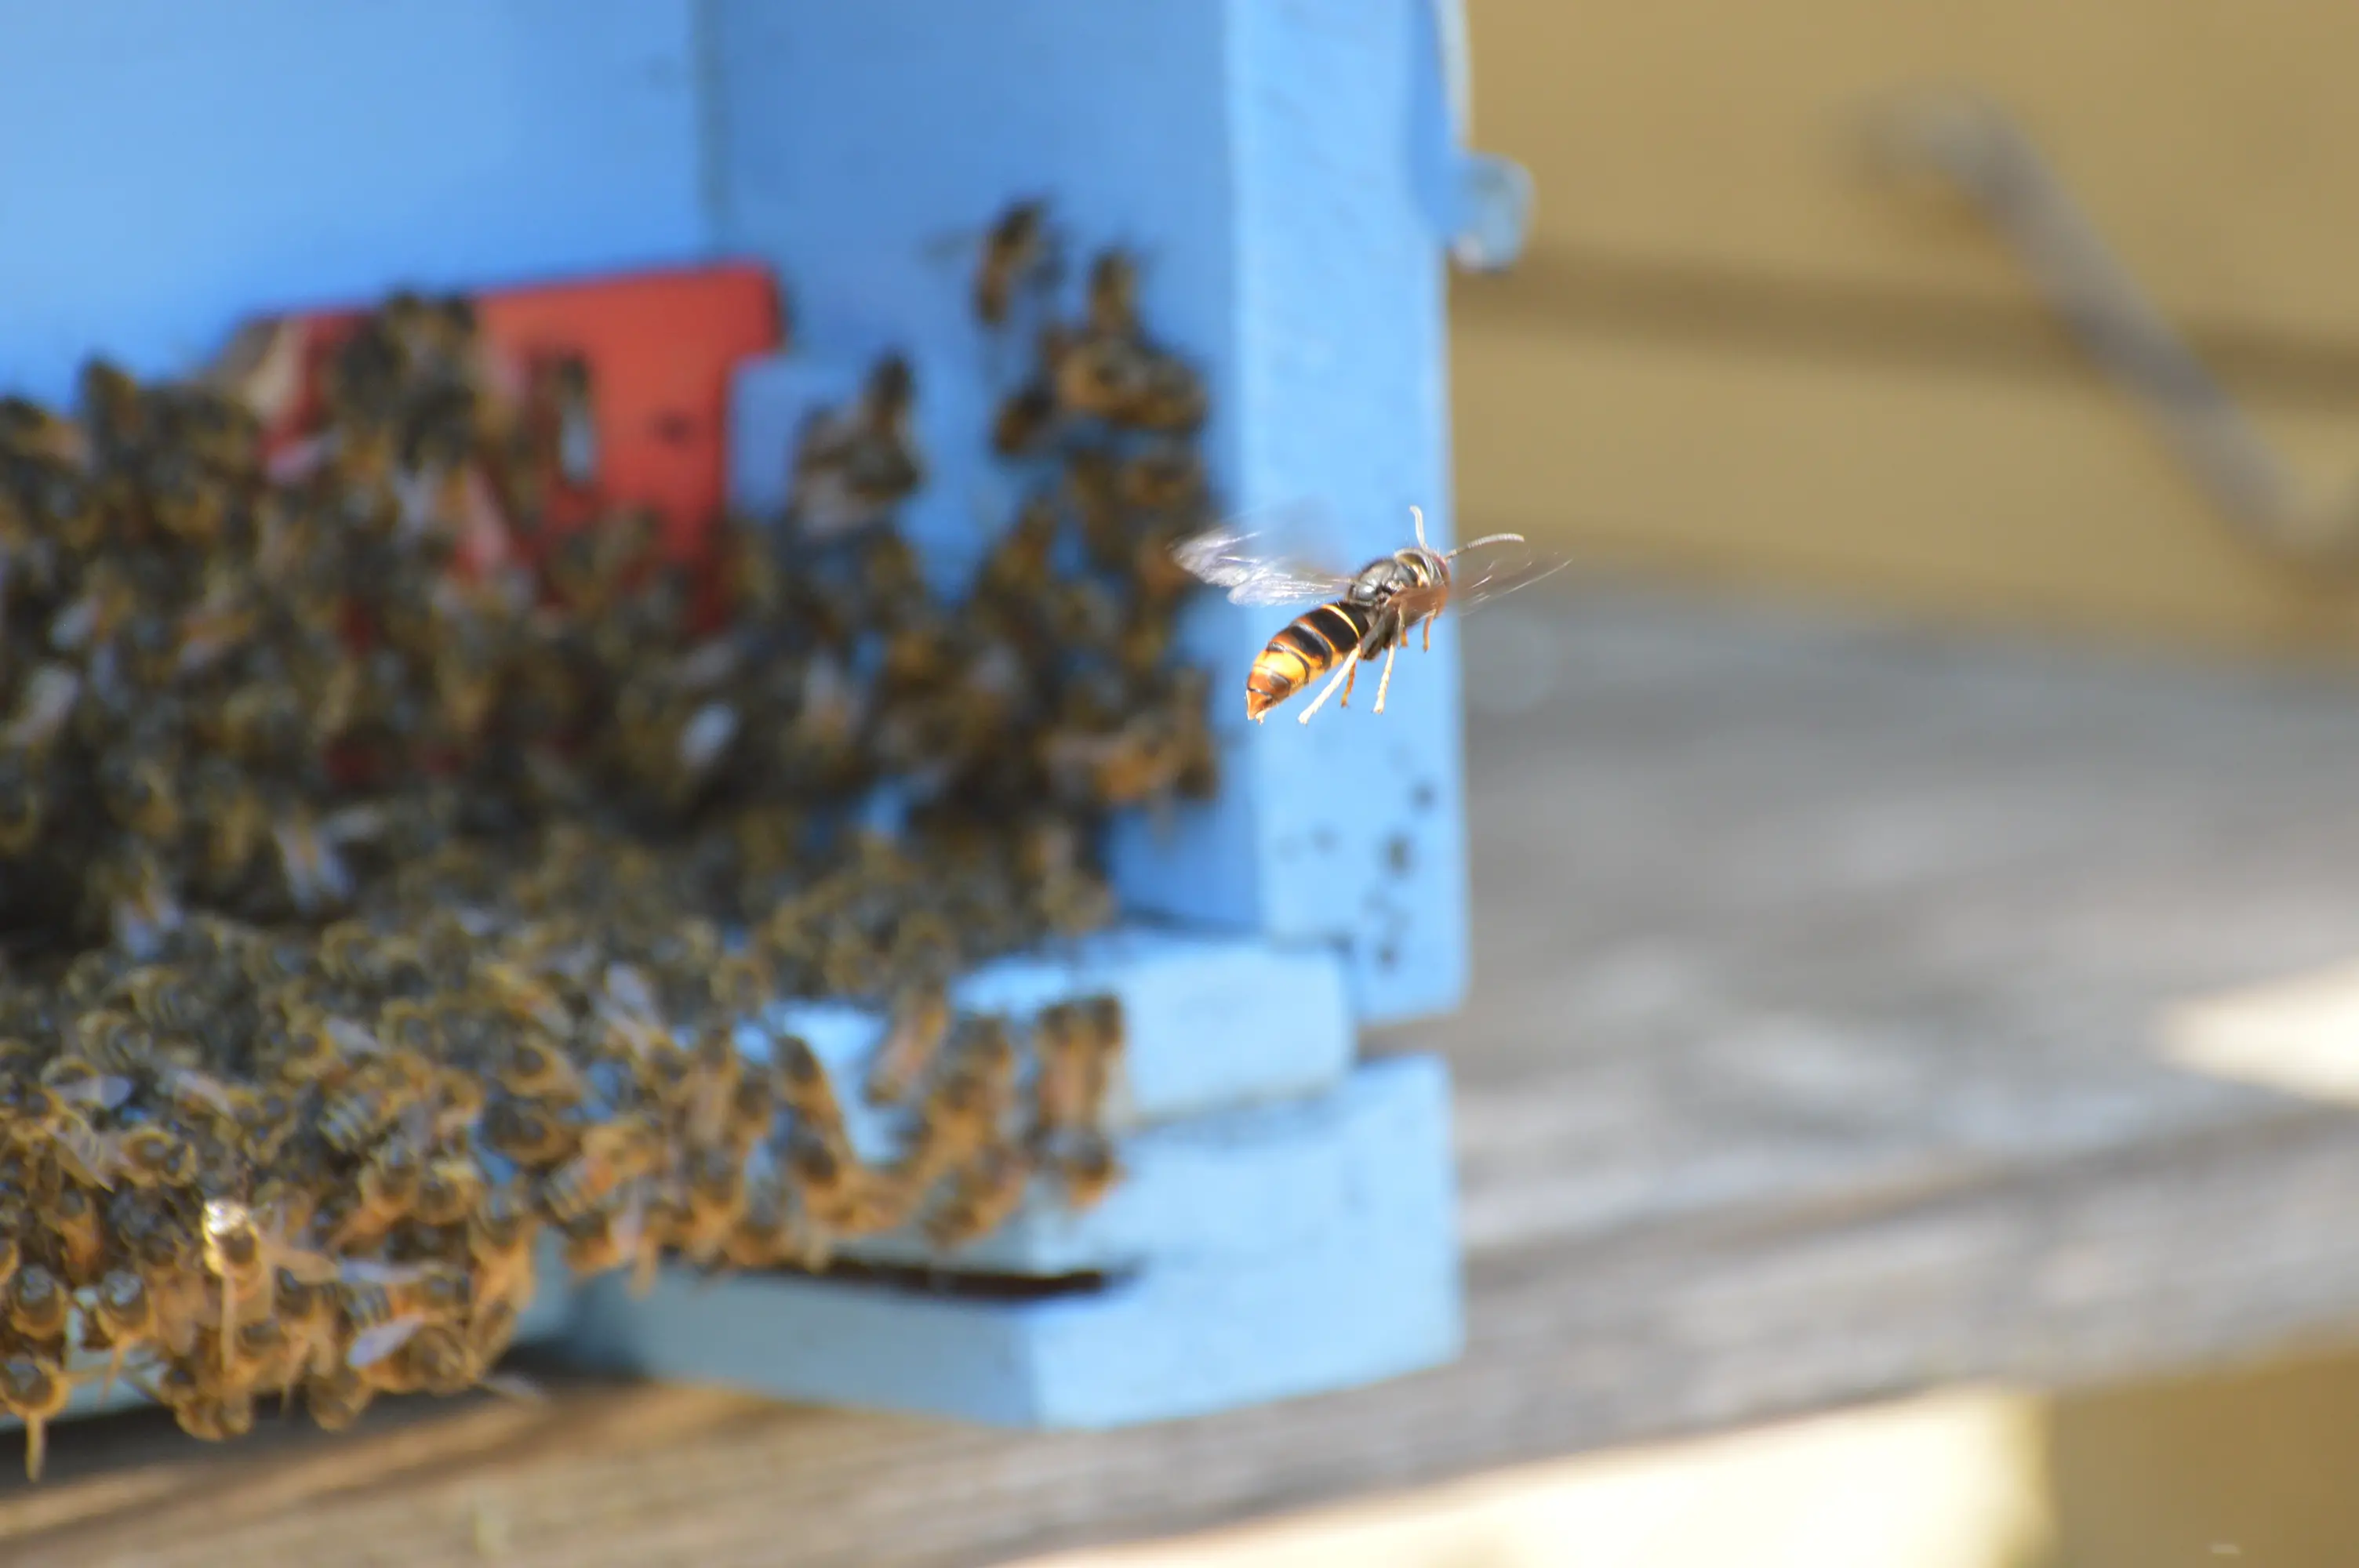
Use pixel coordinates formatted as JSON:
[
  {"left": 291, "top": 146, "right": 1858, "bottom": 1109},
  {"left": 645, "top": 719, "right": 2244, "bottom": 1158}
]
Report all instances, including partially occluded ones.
[{"left": 0, "top": 0, "right": 1528, "bottom": 1434}]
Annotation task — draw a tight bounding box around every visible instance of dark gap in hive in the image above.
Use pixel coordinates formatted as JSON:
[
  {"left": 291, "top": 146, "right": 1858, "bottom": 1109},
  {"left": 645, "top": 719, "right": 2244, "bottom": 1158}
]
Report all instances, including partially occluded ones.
[{"left": 768, "top": 1255, "right": 1125, "bottom": 1303}]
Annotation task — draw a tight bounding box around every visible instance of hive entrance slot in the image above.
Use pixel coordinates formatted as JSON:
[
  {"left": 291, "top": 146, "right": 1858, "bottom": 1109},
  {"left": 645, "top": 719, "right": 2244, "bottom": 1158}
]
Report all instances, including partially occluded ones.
[{"left": 761, "top": 1258, "right": 1125, "bottom": 1305}]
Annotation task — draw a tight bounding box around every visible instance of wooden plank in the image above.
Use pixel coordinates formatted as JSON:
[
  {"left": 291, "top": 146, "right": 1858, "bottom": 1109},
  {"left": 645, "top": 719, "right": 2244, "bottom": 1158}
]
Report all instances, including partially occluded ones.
[
  {"left": 1465, "top": 0, "right": 2359, "bottom": 343},
  {"left": 1449, "top": 314, "right": 2359, "bottom": 651},
  {"left": 17, "top": 591, "right": 2359, "bottom": 1564}
]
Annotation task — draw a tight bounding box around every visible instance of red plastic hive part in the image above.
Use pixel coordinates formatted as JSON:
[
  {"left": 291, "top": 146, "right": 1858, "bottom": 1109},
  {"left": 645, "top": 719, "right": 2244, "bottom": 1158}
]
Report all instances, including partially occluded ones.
[
  {"left": 241, "top": 261, "right": 785, "bottom": 788},
  {"left": 258, "top": 260, "right": 786, "bottom": 573}
]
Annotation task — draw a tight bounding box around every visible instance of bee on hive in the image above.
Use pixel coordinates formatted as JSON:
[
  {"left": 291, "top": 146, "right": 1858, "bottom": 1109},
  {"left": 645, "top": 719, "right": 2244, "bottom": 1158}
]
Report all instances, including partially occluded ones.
[
  {"left": 969, "top": 198, "right": 1062, "bottom": 330},
  {"left": 864, "top": 979, "right": 954, "bottom": 1109},
  {"left": 0, "top": 1352, "right": 78, "bottom": 1480},
  {"left": 787, "top": 353, "right": 927, "bottom": 541}
]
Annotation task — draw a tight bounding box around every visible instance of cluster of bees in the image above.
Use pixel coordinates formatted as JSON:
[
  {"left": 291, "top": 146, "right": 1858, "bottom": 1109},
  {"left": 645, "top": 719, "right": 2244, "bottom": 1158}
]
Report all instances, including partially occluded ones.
[{"left": 0, "top": 195, "right": 1221, "bottom": 1472}]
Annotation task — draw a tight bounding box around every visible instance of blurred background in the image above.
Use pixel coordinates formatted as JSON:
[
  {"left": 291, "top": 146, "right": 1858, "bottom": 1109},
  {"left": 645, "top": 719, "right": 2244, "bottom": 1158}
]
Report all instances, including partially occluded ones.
[
  {"left": 1452, "top": 0, "right": 2359, "bottom": 653},
  {"left": 1043, "top": 2, "right": 2359, "bottom": 1564}
]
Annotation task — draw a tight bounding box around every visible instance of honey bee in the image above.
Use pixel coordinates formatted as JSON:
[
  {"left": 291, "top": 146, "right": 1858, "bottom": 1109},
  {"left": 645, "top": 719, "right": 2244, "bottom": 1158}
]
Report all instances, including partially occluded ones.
[
  {"left": 116, "top": 964, "right": 209, "bottom": 1036},
  {"left": 484, "top": 1095, "right": 579, "bottom": 1167},
  {"left": 269, "top": 802, "right": 387, "bottom": 917},
  {"left": 200, "top": 1197, "right": 341, "bottom": 1375},
  {"left": 395, "top": 1321, "right": 484, "bottom": 1397},
  {"left": 332, "top": 1119, "right": 428, "bottom": 1249},
  {"left": 864, "top": 982, "right": 952, "bottom": 1108},
  {"left": 468, "top": 1182, "right": 538, "bottom": 1312},
  {"left": 7, "top": 1261, "right": 68, "bottom": 1343},
  {"left": 374, "top": 997, "right": 443, "bottom": 1058},
  {"left": 88, "top": 1266, "right": 154, "bottom": 1401},
  {"left": 1173, "top": 506, "right": 1564, "bottom": 724},
  {"left": 271, "top": 1010, "right": 365, "bottom": 1086},
  {"left": 20, "top": 1091, "right": 122, "bottom": 1192},
  {"left": 304, "top": 1360, "right": 374, "bottom": 1432},
  {"left": 319, "top": 1053, "right": 432, "bottom": 1156},
  {"left": 47, "top": 1181, "right": 107, "bottom": 1283},
  {"left": 476, "top": 960, "right": 575, "bottom": 1041},
  {"left": 540, "top": 354, "right": 599, "bottom": 491},
  {"left": 560, "top": 1182, "right": 656, "bottom": 1287},
  {"left": 497, "top": 1031, "right": 588, "bottom": 1104},
  {"left": 775, "top": 1036, "right": 850, "bottom": 1147},
  {"left": 990, "top": 376, "right": 1063, "bottom": 459},
  {"left": 674, "top": 1144, "right": 749, "bottom": 1267},
  {"left": 0, "top": 748, "right": 48, "bottom": 857},
  {"left": 1114, "top": 353, "right": 1202, "bottom": 436},
  {"left": 1052, "top": 334, "right": 1150, "bottom": 429},
  {"left": 682, "top": 1024, "right": 744, "bottom": 1150},
  {"left": 787, "top": 354, "right": 925, "bottom": 541},
  {"left": 129, "top": 1356, "right": 224, "bottom": 1439},
  {"left": 49, "top": 561, "right": 139, "bottom": 655},
  {"left": 780, "top": 1121, "right": 864, "bottom": 1246},
  {"left": 0, "top": 1352, "right": 76, "bottom": 1480},
  {"left": 3, "top": 663, "right": 82, "bottom": 754},
  {"left": 89, "top": 840, "right": 183, "bottom": 960},
  {"left": 1115, "top": 438, "right": 1205, "bottom": 514},
  {"left": 338, "top": 1258, "right": 464, "bottom": 1384},
  {"left": 967, "top": 198, "right": 1061, "bottom": 329},
  {"left": 1030, "top": 995, "right": 1123, "bottom": 1138},
  {"left": 923, "top": 1145, "right": 1034, "bottom": 1250},
  {"left": 413, "top": 1154, "right": 487, "bottom": 1229},
  {"left": 39, "top": 1056, "right": 133, "bottom": 1114},
  {"left": 174, "top": 1385, "right": 259, "bottom": 1444},
  {"left": 1050, "top": 1131, "right": 1122, "bottom": 1214},
  {"left": 153, "top": 1063, "right": 249, "bottom": 1130},
  {"left": 539, "top": 1122, "right": 657, "bottom": 1229},
  {"left": 897, "top": 1017, "right": 1019, "bottom": 1192},
  {"left": 1083, "top": 249, "right": 1142, "bottom": 337},
  {"left": 171, "top": 569, "right": 261, "bottom": 679},
  {"left": 100, "top": 739, "right": 185, "bottom": 850},
  {"left": 204, "top": 314, "right": 309, "bottom": 427}
]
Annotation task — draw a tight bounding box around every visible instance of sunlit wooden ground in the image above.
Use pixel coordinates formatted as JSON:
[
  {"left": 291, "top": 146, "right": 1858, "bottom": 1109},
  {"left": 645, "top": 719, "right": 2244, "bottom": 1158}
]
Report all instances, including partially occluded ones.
[{"left": 12, "top": 581, "right": 2359, "bottom": 1566}]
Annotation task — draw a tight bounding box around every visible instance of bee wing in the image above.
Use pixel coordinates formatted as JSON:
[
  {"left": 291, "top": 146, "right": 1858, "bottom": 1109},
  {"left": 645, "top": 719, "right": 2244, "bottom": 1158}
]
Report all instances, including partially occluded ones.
[
  {"left": 56, "top": 1073, "right": 133, "bottom": 1111},
  {"left": 325, "top": 1016, "right": 383, "bottom": 1058},
  {"left": 602, "top": 962, "right": 659, "bottom": 1022},
  {"left": 1447, "top": 534, "right": 1576, "bottom": 619},
  {"left": 337, "top": 1258, "right": 433, "bottom": 1287},
  {"left": 481, "top": 1370, "right": 548, "bottom": 1404},
  {"left": 1171, "top": 504, "right": 1358, "bottom": 608},
  {"left": 347, "top": 1314, "right": 425, "bottom": 1370},
  {"left": 162, "top": 1066, "right": 238, "bottom": 1116}
]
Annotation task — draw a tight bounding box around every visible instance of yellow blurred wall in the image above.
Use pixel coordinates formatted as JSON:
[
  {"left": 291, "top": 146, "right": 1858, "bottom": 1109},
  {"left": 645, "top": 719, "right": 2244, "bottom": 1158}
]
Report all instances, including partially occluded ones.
[{"left": 1453, "top": 0, "right": 2359, "bottom": 652}]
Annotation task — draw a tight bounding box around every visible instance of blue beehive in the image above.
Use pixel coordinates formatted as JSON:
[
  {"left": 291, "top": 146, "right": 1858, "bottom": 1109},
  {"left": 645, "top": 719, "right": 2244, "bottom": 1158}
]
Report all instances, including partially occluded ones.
[{"left": 0, "top": 0, "right": 1528, "bottom": 1432}]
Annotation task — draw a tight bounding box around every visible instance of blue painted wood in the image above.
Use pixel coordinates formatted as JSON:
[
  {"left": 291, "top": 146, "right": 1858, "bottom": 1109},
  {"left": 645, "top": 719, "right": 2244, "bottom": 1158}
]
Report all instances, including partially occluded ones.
[
  {"left": 2, "top": 0, "right": 1481, "bottom": 1436},
  {"left": 563, "top": 1054, "right": 1461, "bottom": 1428},
  {"left": 703, "top": 0, "right": 1474, "bottom": 1025},
  {"left": 0, "top": 0, "right": 710, "bottom": 407}
]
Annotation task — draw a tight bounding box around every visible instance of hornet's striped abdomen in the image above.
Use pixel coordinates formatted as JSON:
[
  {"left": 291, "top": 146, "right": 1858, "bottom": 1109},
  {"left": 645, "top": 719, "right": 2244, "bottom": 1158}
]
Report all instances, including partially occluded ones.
[{"left": 1245, "top": 600, "right": 1375, "bottom": 722}]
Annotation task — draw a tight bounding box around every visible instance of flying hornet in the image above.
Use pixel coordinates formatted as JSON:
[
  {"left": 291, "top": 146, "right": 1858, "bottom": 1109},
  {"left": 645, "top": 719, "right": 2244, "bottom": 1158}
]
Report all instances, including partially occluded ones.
[{"left": 1173, "top": 506, "right": 1566, "bottom": 724}]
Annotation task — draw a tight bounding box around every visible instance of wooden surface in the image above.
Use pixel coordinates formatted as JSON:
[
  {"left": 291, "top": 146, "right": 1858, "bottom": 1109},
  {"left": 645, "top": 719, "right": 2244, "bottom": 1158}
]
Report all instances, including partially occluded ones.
[{"left": 15, "top": 588, "right": 2359, "bottom": 1566}]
